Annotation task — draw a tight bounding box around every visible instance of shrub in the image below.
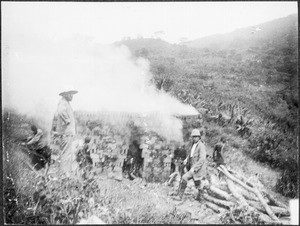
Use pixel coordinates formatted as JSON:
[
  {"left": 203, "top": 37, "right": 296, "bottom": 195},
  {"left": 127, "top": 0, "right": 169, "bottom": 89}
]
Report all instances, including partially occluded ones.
[
  {"left": 275, "top": 158, "right": 299, "bottom": 198},
  {"left": 220, "top": 206, "right": 264, "bottom": 224},
  {"left": 248, "top": 120, "right": 298, "bottom": 197},
  {"left": 232, "top": 142, "right": 240, "bottom": 149}
]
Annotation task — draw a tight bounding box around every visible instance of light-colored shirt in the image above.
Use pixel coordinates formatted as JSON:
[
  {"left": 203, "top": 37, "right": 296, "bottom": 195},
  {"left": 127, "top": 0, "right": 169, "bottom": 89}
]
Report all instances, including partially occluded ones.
[
  {"left": 191, "top": 140, "right": 201, "bottom": 157},
  {"left": 56, "top": 98, "right": 76, "bottom": 135}
]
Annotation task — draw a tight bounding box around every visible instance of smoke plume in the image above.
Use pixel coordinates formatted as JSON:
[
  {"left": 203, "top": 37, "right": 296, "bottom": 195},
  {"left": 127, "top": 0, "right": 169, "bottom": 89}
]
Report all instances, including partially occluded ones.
[{"left": 2, "top": 34, "right": 198, "bottom": 141}]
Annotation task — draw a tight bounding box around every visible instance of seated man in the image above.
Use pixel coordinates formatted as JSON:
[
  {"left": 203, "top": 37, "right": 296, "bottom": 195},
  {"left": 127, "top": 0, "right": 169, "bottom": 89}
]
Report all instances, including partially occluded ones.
[{"left": 23, "top": 125, "right": 51, "bottom": 170}]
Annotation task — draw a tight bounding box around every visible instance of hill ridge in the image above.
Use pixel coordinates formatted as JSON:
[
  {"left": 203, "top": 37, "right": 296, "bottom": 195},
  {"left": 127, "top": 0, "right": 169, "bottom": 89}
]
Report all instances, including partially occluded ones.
[{"left": 184, "top": 13, "right": 298, "bottom": 50}]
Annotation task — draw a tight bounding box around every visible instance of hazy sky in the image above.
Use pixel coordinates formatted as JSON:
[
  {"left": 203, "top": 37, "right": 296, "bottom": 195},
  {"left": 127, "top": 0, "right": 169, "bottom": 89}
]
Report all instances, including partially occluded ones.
[{"left": 2, "top": 1, "right": 298, "bottom": 44}]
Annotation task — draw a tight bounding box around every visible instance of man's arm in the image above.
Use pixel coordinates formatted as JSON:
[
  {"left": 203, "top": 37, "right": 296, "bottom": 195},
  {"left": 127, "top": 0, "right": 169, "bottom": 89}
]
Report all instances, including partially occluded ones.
[
  {"left": 51, "top": 113, "right": 58, "bottom": 132},
  {"left": 58, "top": 103, "right": 70, "bottom": 125},
  {"left": 220, "top": 144, "right": 225, "bottom": 161},
  {"left": 27, "top": 129, "right": 43, "bottom": 145},
  {"left": 183, "top": 146, "right": 190, "bottom": 165},
  {"left": 198, "top": 142, "right": 206, "bottom": 162},
  {"left": 192, "top": 142, "right": 206, "bottom": 171},
  {"left": 212, "top": 146, "right": 216, "bottom": 160}
]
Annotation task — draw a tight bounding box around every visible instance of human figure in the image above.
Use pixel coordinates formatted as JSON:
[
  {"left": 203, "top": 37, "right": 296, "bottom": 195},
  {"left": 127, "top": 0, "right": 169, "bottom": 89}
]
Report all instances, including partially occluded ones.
[
  {"left": 167, "top": 145, "right": 187, "bottom": 185},
  {"left": 22, "top": 125, "right": 51, "bottom": 170},
  {"left": 173, "top": 129, "right": 207, "bottom": 201},
  {"left": 167, "top": 158, "right": 185, "bottom": 186},
  {"left": 213, "top": 137, "right": 226, "bottom": 166},
  {"left": 50, "top": 85, "right": 78, "bottom": 176},
  {"left": 171, "top": 145, "right": 187, "bottom": 173}
]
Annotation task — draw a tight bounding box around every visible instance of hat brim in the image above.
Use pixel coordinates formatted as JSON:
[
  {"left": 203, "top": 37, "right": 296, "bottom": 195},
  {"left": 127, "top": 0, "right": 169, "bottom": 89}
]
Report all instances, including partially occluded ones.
[{"left": 59, "top": 90, "right": 78, "bottom": 96}]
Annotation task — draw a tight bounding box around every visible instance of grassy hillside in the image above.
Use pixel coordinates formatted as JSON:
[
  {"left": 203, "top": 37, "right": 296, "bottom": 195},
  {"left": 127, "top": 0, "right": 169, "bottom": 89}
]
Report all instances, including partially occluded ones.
[
  {"left": 3, "top": 110, "right": 291, "bottom": 224},
  {"left": 185, "top": 14, "right": 298, "bottom": 50},
  {"left": 3, "top": 14, "right": 298, "bottom": 225},
  {"left": 116, "top": 14, "right": 298, "bottom": 198}
]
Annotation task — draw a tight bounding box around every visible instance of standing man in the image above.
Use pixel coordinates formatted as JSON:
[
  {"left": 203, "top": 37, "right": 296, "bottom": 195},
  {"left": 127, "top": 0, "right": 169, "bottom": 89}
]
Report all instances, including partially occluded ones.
[
  {"left": 213, "top": 137, "right": 226, "bottom": 167},
  {"left": 55, "top": 85, "right": 78, "bottom": 138},
  {"left": 173, "top": 129, "right": 207, "bottom": 201},
  {"left": 50, "top": 85, "right": 78, "bottom": 175}
]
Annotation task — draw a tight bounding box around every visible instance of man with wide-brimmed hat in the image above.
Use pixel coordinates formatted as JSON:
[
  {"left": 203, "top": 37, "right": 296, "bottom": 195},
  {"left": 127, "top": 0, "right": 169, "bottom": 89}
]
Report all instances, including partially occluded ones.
[
  {"left": 172, "top": 128, "right": 207, "bottom": 201},
  {"left": 55, "top": 85, "right": 78, "bottom": 136},
  {"left": 50, "top": 85, "right": 78, "bottom": 176}
]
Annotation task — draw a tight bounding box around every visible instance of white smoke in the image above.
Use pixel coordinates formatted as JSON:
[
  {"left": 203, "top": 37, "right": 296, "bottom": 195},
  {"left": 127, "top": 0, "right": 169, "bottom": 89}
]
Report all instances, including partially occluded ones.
[{"left": 2, "top": 34, "right": 198, "bottom": 141}]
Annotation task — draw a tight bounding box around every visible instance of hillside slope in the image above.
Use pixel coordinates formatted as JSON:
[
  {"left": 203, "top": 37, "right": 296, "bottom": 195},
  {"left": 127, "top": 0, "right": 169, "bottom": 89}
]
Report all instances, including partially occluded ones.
[
  {"left": 3, "top": 110, "right": 291, "bottom": 224},
  {"left": 116, "top": 13, "right": 298, "bottom": 198},
  {"left": 184, "top": 14, "right": 298, "bottom": 50},
  {"left": 3, "top": 13, "right": 298, "bottom": 225}
]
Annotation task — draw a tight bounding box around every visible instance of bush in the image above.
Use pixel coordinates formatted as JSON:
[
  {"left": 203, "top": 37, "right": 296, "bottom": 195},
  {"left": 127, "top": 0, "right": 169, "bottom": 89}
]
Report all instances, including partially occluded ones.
[
  {"left": 275, "top": 159, "right": 299, "bottom": 198},
  {"left": 110, "top": 204, "right": 189, "bottom": 224},
  {"left": 220, "top": 206, "right": 264, "bottom": 224},
  {"left": 232, "top": 142, "right": 240, "bottom": 149},
  {"left": 205, "top": 127, "right": 222, "bottom": 143},
  {"left": 248, "top": 121, "right": 298, "bottom": 197}
]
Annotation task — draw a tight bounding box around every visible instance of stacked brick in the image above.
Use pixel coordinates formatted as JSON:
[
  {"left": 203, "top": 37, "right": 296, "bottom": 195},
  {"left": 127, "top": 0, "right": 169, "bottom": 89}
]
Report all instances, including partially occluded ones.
[
  {"left": 87, "top": 124, "right": 130, "bottom": 178},
  {"left": 140, "top": 132, "right": 175, "bottom": 182},
  {"left": 74, "top": 112, "right": 180, "bottom": 182}
]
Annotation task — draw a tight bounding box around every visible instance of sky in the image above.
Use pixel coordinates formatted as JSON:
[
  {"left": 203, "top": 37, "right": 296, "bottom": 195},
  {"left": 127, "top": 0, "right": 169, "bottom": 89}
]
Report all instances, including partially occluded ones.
[
  {"left": 2, "top": 1, "right": 298, "bottom": 44},
  {"left": 1, "top": 1, "right": 298, "bottom": 141}
]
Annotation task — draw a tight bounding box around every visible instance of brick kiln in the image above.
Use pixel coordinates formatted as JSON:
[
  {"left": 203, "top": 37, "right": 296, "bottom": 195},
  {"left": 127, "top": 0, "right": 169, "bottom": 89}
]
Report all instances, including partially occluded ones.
[{"left": 74, "top": 112, "right": 180, "bottom": 182}]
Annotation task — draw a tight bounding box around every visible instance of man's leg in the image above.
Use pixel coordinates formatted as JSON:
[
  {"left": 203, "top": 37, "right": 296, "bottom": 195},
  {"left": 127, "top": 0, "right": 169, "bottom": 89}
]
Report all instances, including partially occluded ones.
[
  {"left": 193, "top": 179, "right": 202, "bottom": 200},
  {"left": 59, "top": 135, "right": 76, "bottom": 177},
  {"left": 48, "top": 135, "right": 73, "bottom": 177},
  {"left": 194, "top": 178, "right": 210, "bottom": 201},
  {"left": 173, "top": 170, "right": 193, "bottom": 200},
  {"left": 167, "top": 171, "right": 179, "bottom": 186},
  {"left": 194, "top": 179, "right": 201, "bottom": 188}
]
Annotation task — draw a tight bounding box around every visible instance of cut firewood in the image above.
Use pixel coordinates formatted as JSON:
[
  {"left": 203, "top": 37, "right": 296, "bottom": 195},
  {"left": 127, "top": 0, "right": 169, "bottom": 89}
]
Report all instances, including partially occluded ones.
[
  {"left": 218, "top": 165, "right": 281, "bottom": 223},
  {"left": 207, "top": 185, "right": 234, "bottom": 201},
  {"left": 227, "top": 168, "right": 254, "bottom": 188},
  {"left": 167, "top": 171, "right": 180, "bottom": 185},
  {"left": 218, "top": 165, "right": 253, "bottom": 191},
  {"left": 205, "top": 201, "right": 227, "bottom": 213},
  {"left": 279, "top": 216, "right": 291, "bottom": 225},
  {"left": 215, "top": 183, "right": 231, "bottom": 193},
  {"left": 261, "top": 191, "right": 288, "bottom": 209},
  {"left": 253, "top": 187, "right": 281, "bottom": 223},
  {"left": 202, "top": 192, "right": 235, "bottom": 209},
  {"left": 235, "top": 185, "right": 259, "bottom": 202},
  {"left": 227, "top": 171, "right": 285, "bottom": 208},
  {"left": 129, "top": 172, "right": 137, "bottom": 180},
  {"left": 225, "top": 178, "right": 248, "bottom": 207},
  {"left": 248, "top": 200, "right": 290, "bottom": 217},
  {"left": 259, "top": 212, "right": 273, "bottom": 224}
]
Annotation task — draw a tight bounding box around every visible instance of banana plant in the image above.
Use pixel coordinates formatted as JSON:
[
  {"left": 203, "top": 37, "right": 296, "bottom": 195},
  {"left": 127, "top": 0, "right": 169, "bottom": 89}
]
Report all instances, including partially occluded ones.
[{"left": 236, "top": 115, "right": 253, "bottom": 137}]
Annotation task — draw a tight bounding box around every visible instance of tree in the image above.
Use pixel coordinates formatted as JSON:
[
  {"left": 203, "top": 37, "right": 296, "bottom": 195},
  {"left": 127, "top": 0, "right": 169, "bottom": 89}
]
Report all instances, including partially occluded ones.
[
  {"left": 179, "top": 37, "right": 188, "bottom": 44},
  {"left": 135, "top": 48, "right": 149, "bottom": 58},
  {"left": 151, "top": 63, "right": 174, "bottom": 92},
  {"left": 153, "top": 30, "right": 165, "bottom": 40}
]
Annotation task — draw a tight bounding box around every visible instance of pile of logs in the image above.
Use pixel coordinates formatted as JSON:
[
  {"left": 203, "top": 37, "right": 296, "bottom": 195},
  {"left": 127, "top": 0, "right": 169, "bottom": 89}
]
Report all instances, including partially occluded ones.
[{"left": 201, "top": 164, "right": 290, "bottom": 224}]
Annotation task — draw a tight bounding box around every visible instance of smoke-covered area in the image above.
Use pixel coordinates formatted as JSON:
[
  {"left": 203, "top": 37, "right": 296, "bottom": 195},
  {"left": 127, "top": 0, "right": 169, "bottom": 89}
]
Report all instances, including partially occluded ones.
[{"left": 2, "top": 35, "right": 198, "bottom": 141}]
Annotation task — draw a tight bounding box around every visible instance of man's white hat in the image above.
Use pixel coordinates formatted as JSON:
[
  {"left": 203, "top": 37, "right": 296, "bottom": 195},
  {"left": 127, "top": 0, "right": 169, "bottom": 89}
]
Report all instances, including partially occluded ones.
[
  {"left": 59, "top": 85, "right": 78, "bottom": 96},
  {"left": 191, "top": 129, "right": 201, "bottom": 137}
]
